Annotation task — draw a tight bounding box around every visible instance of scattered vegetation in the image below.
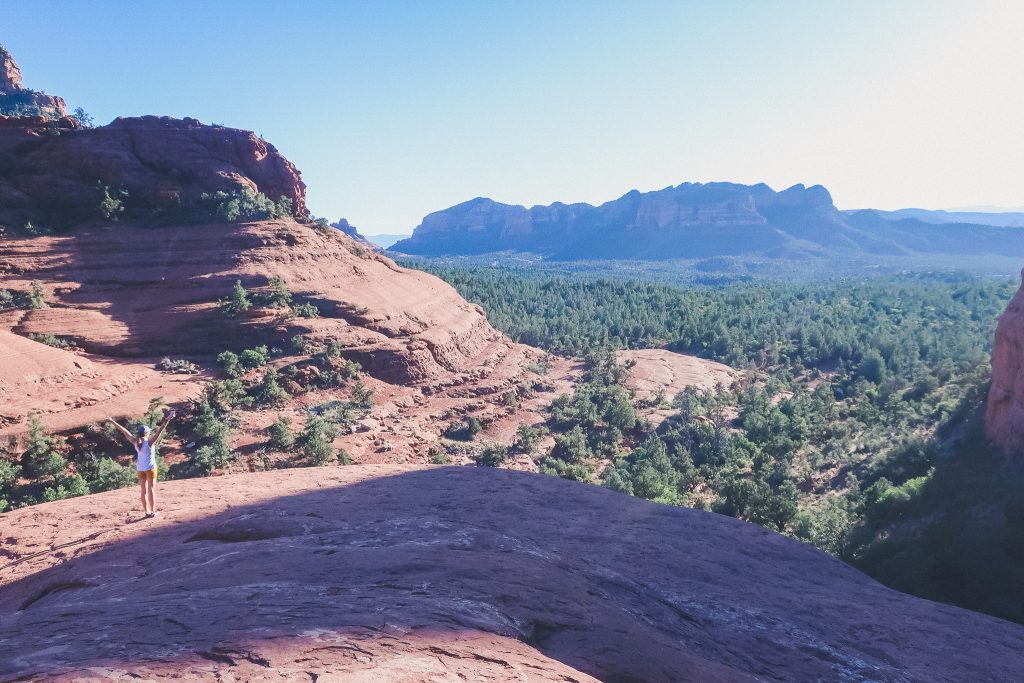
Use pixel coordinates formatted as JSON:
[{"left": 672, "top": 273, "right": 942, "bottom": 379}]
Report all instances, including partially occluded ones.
[
  {"left": 218, "top": 280, "right": 252, "bottom": 317},
  {"left": 168, "top": 188, "right": 294, "bottom": 225},
  {"left": 290, "top": 302, "right": 320, "bottom": 319},
  {"left": 444, "top": 417, "right": 482, "bottom": 441},
  {"left": 0, "top": 285, "right": 48, "bottom": 311},
  {"left": 71, "top": 107, "right": 95, "bottom": 128},
  {"left": 182, "top": 384, "right": 238, "bottom": 476},
  {"left": 512, "top": 423, "right": 546, "bottom": 454},
  {"left": 255, "top": 368, "right": 287, "bottom": 407},
  {"left": 97, "top": 183, "right": 127, "bottom": 221},
  {"left": 302, "top": 415, "right": 337, "bottom": 465},
  {"left": 28, "top": 280, "right": 47, "bottom": 309},
  {"left": 475, "top": 444, "right": 509, "bottom": 467},
  {"left": 0, "top": 413, "right": 110, "bottom": 509},
  {"left": 217, "top": 345, "right": 270, "bottom": 378},
  {"left": 28, "top": 333, "right": 73, "bottom": 349},
  {"left": 157, "top": 357, "right": 200, "bottom": 374},
  {"left": 267, "top": 415, "right": 295, "bottom": 451},
  {"left": 263, "top": 276, "right": 292, "bottom": 308}
]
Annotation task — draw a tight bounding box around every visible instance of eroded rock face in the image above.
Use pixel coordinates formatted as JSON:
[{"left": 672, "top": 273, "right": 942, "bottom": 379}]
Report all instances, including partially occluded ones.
[
  {"left": 0, "top": 45, "right": 25, "bottom": 92},
  {"left": 1, "top": 221, "right": 493, "bottom": 368},
  {"left": 330, "top": 216, "right": 376, "bottom": 248},
  {"left": 1, "top": 466, "right": 1022, "bottom": 681},
  {"left": 0, "top": 115, "right": 306, "bottom": 228},
  {"left": 0, "top": 220, "right": 572, "bottom": 462},
  {"left": 986, "top": 270, "right": 1024, "bottom": 456},
  {"left": 0, "top": 45, "right": 67, "bottom": 119}
]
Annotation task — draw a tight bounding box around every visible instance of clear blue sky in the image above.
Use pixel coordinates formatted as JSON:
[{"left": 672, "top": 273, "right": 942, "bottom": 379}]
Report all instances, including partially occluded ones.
[{"left": 4, "top": 1, "right": 1022, "bottom": 232}]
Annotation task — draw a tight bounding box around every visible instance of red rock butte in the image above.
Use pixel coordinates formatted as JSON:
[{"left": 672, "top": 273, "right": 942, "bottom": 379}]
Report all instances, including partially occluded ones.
[{"left": 2, "top": 466, "right": 1022, "bottom": 681}]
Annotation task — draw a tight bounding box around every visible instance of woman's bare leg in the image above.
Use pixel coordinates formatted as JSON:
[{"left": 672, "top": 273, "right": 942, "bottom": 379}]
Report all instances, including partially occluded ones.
[
  {"left": 147, "top": 478, "right": 156, "bottom": 514},
  {"left": 138, "top": 477, "right": 149, "bottom": 514}
]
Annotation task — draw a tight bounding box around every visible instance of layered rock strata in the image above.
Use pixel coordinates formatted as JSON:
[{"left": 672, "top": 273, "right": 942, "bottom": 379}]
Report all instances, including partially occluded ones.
[{"left": 0, "top": 115, "right": 306, "bottom": 228}]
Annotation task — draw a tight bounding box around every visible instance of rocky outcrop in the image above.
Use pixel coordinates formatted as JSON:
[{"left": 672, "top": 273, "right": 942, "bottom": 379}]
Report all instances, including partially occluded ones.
[
  {"left": 0, "top": 45, "right": 25, "bottom": 92},
  {"left": 1, "top": 221, "right": 495, "bottom": 368},
  {"left": 0, "top": 74, "right": 567, "bottom": 460},
  {"left": 0, "top": 219, "right": 572, "bottom": 459},
  {"left": 2, "top": 465, "right": 1022, "bottom": 681},
  {"left": 0, "top": 115, "right": 306, "bottom": 229},
  {"left": 0, "top": 45, "right": 67, "bottom": 119},
  {"left": 330, "top": 216, "right": 375, "bottom": 247},
  {"left": 986, "top": 270, "right": 1024, "bottom": 456},
  {"left": 392, "top": 182, "right": 1024, "bottom": 261}
]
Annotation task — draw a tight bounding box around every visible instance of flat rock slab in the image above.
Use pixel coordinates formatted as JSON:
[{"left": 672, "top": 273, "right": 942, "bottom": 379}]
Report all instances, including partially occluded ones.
[
  {"left": 617, "top": 348, "right": 737, "bottom": 401},
  {"left": 1, "top": 465, "right": 1022, "bottom": 681}
]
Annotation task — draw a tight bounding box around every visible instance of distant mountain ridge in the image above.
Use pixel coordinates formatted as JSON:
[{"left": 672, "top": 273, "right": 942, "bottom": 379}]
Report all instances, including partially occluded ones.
[
  {"left": 845, "top": 207, "right": 1024, "bottom": 228},
  {"left": 392, "top": 182, "right": 1024, "bottom": 261}
]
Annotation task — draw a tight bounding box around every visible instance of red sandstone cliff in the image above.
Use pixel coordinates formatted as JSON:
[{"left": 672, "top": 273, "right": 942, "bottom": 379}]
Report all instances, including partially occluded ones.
[{"left": 986, "top": 270, "right": 1024, "bottom": 455}]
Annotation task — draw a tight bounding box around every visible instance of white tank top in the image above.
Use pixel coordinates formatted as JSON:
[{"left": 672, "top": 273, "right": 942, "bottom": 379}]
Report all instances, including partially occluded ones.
[{"left": 135, "top": 439, "right": 156, "bottom": 471}]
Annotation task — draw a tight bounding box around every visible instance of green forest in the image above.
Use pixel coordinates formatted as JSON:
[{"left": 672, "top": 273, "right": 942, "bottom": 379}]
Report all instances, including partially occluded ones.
[{"left": 416, "top": 263, "right": 1024, "bottom": 623}]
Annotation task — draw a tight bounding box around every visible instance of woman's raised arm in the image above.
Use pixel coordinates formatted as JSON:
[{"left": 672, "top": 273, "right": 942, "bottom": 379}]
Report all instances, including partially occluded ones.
[{"left": 106, "top": 417, "right": 134, "bottom": 445}]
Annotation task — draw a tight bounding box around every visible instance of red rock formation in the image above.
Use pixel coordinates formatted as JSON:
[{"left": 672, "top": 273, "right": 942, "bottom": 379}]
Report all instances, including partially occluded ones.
[
  {"left": 2, "top": 465, "right": 1022, "bottom": 680},
  {"left": 986, "top": 270, "right": 1024, "bottom": 456},
  {"left": 0, "top": 115, "right": 306, "bottom": 229},
  {"left": 331, "top": 216, "right": 376, "bottom": 248},
  {"left": 0, "top": 219, "right": 573, "bottom": 460},
  {"left": 1, "top": 221, "right": 503, "bottom": 370},
  {"left": 0, "top": 45, "right": 67, "bottom": 119},
  {"left": 0, "top": 45, "right": 24, "bottom": 92}
]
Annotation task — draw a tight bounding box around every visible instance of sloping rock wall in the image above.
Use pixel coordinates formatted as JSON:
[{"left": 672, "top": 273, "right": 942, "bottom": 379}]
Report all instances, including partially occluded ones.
[{"left": 986, "top": 270, "right": 1024, "bottom": 456}]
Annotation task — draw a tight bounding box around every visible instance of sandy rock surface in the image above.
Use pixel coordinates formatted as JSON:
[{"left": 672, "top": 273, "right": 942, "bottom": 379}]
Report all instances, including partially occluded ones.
[
  {"left": 617, "top": 348, "right": 737, "bottom": 401},
  {"left": 2, "top": 465, "right": 1022, "bottom": 682}
]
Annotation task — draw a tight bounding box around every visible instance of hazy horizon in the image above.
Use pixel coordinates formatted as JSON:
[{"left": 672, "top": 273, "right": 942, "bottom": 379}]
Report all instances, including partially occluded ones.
[{"left": 4, "top": 0, "right": 1023, "bottom": 232}]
